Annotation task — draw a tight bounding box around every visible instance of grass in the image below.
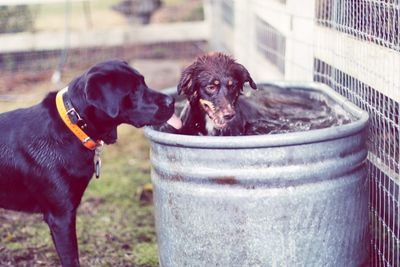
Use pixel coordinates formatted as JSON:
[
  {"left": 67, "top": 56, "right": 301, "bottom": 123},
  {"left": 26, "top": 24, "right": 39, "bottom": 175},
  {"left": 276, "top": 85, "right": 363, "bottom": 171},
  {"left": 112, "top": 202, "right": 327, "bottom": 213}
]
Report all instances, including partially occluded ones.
[
  {"left": 0, "top": 123, "right": 160, "bottom": 266},
  {"left": 77, "top": 125, "right": 158, "bottom": 266},
  {"left": 0, "top": 79, "right": 160, "bottom": 266},
  {"left": 0, "top": 5, "right": 204, "bottom": 261}
]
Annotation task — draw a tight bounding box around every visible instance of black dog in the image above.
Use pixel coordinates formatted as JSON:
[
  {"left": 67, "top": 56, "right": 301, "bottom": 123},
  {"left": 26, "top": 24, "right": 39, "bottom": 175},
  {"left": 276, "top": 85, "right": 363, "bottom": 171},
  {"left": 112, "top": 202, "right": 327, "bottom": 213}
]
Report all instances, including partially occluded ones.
[
  {"left": 177, "top": 52, "right": 263, "bottom": 136},
  {"left": 0, "top": 60, "right": 174, "bottom": 267}
]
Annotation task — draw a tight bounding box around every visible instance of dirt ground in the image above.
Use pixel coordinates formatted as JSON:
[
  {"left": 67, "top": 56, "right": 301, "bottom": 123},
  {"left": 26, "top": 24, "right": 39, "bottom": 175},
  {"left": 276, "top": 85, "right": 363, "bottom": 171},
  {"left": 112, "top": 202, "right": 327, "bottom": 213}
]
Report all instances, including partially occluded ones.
[
  {"left": 0, "top": 1, "right": 206, "bottom": 265},
  {"left": 0, "top": 53, "right": 203, "bottom": 267}
]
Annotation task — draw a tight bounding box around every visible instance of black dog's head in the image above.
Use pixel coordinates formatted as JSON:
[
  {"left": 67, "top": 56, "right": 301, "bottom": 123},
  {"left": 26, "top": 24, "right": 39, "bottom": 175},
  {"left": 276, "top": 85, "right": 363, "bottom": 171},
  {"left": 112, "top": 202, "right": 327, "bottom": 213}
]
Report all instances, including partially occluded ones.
[
  {"left": 68, "top": 60, "right": 174, "bottom": 143},
  {"left": 178, "top": 52, "right": 257, "bottom": 129}
]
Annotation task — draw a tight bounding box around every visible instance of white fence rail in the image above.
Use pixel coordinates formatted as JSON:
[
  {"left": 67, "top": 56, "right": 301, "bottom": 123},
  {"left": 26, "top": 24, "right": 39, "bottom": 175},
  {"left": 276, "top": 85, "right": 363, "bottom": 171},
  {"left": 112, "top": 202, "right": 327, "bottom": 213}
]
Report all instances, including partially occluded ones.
[
  {"left": 0, "top": 21, "right": 209, "bottom": 53},
  {"left": 0, "top": 1, "right": 208, "bottom": 76}
]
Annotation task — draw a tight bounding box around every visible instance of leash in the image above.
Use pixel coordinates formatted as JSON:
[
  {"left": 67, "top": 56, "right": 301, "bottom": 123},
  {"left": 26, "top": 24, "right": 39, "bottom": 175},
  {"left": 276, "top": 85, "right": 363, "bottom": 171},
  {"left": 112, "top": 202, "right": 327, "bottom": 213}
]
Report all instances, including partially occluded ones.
[{"left": 56, "top": 87, "right": 104, "bottom": 178}]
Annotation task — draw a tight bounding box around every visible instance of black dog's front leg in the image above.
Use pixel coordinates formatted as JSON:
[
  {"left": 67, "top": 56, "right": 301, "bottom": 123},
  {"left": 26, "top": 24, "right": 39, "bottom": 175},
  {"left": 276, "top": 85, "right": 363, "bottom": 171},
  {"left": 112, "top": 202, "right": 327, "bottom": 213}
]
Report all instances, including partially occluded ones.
[{"left": 44, "top": 210, "right": 80, "bottom": 267}]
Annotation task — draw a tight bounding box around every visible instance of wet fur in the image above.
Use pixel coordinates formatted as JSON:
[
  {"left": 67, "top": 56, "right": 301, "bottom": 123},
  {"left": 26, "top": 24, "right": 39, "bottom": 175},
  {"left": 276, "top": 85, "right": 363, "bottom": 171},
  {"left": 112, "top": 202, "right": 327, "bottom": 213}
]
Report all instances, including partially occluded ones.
[
  {"left": 177, "top": 53, "right": 260, "bottom": 136},
  {"left": 0, "top": 60, "right": 174, "bottom": 267}
]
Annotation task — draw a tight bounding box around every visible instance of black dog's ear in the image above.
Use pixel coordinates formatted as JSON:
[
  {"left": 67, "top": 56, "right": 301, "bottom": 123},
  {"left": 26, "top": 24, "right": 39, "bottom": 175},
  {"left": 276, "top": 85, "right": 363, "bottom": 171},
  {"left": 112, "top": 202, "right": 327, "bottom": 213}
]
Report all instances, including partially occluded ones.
[
  {"left": 84, "top": 72, "right": 121, "bottom": 118},
  {"left": 178, "top": 63, "right": 196, "bottom": 97},
  {"left": 234, "top": 63, "right": 257, "bottom": 90}
]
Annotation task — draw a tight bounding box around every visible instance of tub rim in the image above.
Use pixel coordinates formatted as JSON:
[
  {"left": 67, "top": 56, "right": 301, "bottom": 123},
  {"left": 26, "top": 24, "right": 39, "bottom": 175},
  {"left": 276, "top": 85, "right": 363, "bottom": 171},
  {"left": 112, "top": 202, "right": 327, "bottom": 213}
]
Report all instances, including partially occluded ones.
[{"left": 144, "top": 81, "right": 369, "bottom": 148}]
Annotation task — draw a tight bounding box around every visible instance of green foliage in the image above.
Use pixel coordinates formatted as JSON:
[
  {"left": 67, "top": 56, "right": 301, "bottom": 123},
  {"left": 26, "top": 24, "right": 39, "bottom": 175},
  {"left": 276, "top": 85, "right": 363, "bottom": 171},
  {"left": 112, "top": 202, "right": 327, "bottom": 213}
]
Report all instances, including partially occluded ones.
[
  {"left": 189, "top": 4, "right": 204, "bottom": 21},
  {"left": 132, "top": 242, "right": 159, "bottom": 267},
  {"left": 0, "top": 5, "right": 34, "bottom": 33}
]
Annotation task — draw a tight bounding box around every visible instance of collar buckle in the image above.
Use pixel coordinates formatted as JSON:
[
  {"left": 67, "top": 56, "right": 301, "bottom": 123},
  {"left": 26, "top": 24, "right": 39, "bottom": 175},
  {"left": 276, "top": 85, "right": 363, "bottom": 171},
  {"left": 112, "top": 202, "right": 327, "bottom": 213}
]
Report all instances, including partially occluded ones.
[
  {"left": 66, "top": 108, "right": 87, "bottom": 129},
  {"left": 56, "top": 87, "right": 102, "bottom": 150}
]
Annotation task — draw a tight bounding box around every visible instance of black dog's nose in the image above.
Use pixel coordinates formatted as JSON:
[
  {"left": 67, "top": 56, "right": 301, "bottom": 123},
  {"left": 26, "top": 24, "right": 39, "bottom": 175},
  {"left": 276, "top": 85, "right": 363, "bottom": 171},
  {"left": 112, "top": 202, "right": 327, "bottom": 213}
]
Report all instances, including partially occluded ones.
[
  {"left": 157, "top": 94, "right": 174, "bottom": 108},
  {"left": 163, "top": 95, "right": 174, "bottom": 107},
  {"left": 223, "top": 114, "right": 235, "bottom": 121}
]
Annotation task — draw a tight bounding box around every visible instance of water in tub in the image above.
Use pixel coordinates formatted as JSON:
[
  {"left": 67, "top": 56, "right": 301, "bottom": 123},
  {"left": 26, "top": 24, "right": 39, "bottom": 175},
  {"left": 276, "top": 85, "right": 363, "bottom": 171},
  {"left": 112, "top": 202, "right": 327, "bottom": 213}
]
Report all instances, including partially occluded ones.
[{"left": 168, "top": 84, "right": 356, "bottom": 135}]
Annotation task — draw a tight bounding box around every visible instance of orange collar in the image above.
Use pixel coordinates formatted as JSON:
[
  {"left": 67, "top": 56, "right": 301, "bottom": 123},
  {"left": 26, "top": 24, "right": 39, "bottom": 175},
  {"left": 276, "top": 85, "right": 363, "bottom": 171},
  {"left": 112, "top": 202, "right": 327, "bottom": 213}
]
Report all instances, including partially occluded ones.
[{"left": 56, "top": 87, "right": 102, "bottom": 150}]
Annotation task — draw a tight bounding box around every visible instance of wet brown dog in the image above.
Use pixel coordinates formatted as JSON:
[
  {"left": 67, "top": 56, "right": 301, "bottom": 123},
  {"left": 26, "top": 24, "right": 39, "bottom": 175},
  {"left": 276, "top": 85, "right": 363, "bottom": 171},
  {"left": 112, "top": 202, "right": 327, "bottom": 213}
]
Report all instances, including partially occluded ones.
[{"left": 177, "top": 52, "right": 261, "bottom": 136}]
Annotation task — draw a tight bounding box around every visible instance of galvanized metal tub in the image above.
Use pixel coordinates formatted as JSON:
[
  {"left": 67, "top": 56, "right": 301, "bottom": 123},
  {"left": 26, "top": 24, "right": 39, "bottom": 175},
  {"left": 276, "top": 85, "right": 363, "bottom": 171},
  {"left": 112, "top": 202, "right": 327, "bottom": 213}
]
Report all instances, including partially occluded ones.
[{"left": 144, "top": 82, "right": 370, "bottom": 267}]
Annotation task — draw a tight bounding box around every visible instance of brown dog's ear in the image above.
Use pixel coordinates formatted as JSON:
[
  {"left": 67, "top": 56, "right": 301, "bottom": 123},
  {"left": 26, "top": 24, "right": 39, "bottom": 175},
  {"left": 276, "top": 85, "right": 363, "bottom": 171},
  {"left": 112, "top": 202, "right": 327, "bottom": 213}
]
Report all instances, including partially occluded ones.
[
  {"left": 178, "top": 63, "right": 196, "bottom": 96},
  {"left": 234, "top": 63, "right": 257, "bottom": 90}
]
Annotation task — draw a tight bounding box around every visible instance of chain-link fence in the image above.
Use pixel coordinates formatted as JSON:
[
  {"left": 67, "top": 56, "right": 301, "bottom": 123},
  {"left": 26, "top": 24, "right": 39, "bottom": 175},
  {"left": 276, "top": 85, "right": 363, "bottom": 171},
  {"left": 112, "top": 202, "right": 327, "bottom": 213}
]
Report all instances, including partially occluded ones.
[{"left": 209, "top": 0, "right": 399, "bottom": 266}]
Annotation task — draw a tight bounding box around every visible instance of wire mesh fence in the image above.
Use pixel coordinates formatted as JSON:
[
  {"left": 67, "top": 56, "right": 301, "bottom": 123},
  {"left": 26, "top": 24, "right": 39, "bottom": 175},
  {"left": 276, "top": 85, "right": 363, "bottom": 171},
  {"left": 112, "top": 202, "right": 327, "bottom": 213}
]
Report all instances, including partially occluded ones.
[
  {"left": 314, "top": 58, "right": 399, "bottom": 267},
  {"left": 210, "top": 0, "right": 399, "bottom": 266},
  {"left": 255, "top": 16, "right": 286, "bottom": 74},
  {"left": 1, "top": 0, "right": 399, "bottom": 266},
  {"left": 316, "top": 0, "right": 400, "bottom": 51},
  {"left": 314, "top": 1, "right": 399, "bottom": 266}
]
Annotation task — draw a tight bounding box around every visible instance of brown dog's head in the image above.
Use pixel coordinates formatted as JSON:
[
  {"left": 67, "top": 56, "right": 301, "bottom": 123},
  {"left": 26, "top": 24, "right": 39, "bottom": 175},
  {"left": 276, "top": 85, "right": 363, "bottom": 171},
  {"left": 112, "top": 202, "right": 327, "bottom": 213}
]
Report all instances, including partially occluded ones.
[{"left": 178, "top": 52, "right": 257, "bottom": 129}]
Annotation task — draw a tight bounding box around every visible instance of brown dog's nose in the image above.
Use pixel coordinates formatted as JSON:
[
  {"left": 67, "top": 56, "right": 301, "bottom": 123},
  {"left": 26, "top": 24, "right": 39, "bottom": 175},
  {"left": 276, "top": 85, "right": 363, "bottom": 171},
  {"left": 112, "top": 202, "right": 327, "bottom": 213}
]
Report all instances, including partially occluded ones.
[{"left": 221, "top": 104, "right": 235, "bottom": 121}]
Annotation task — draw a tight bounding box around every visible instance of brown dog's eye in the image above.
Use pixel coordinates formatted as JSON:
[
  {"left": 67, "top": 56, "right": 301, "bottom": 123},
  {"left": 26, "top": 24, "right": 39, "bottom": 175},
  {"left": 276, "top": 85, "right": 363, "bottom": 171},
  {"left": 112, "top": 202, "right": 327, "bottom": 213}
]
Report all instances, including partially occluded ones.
[{"left": 206, "top": 85, "right": 217, "bottom": 93}]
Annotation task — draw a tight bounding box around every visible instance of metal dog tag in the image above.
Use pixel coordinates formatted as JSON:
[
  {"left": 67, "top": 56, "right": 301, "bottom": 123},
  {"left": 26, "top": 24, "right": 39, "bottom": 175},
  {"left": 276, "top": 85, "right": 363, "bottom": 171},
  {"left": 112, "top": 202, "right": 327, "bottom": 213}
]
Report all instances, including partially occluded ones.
[
  {"left": 94, "top": 142, "right": 103, "bottom": 179},
  {"left": 95, "top": 158, "right": 101, "bottom": 179}
]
